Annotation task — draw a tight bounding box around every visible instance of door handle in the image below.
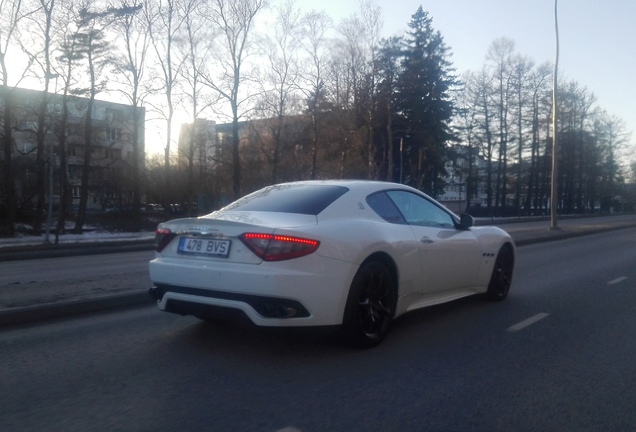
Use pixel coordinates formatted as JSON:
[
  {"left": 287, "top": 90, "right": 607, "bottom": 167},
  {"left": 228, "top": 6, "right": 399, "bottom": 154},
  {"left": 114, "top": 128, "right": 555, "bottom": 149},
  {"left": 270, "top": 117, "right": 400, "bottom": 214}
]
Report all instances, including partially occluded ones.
[{"left": 420, "top": 236, "right": 434, "bottom": 244}]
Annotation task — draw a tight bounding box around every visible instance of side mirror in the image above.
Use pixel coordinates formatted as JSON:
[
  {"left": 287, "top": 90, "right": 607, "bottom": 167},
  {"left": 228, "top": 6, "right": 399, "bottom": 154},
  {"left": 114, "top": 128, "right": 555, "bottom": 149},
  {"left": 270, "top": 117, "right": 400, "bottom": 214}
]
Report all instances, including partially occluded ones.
[{"left": 459, "top": 213, "right": 474, "bottom": 229}]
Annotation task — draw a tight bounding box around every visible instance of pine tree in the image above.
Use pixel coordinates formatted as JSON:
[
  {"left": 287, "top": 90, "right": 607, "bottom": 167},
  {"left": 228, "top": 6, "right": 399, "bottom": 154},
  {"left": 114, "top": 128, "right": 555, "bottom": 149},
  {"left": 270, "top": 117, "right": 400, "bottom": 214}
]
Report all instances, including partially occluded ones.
[{"left": 397, "top": 7, "right": 457, "bottom": 196}]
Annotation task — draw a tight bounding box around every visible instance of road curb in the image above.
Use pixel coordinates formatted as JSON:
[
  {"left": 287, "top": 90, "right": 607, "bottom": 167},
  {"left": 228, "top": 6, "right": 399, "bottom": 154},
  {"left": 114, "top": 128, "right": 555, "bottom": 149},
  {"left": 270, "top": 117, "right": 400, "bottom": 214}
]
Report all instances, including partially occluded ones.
[
  {"left": 0, "top": 291, "right": 154, "bottom": 328},
  {"left": 511, "top": 223, "right": 636, "bottom": 246}
]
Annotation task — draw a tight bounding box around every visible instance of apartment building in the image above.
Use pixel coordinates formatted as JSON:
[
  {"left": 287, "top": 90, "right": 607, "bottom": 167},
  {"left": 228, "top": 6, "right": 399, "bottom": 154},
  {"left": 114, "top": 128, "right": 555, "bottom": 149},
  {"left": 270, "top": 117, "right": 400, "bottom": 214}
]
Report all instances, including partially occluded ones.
[
  {"left": 177, "top": 118, "right": 220, "bottom": 171},
  {"left": 1, "top": 86, "right": 145, "bottom": 212}
]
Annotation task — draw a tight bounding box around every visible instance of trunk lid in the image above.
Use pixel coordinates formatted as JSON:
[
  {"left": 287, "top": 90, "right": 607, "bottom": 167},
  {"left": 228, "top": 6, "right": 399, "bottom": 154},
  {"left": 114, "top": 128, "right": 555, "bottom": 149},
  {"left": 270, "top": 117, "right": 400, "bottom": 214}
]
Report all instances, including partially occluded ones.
[{"left": 156, "top": 211, "right": 317, "bottom": 264}]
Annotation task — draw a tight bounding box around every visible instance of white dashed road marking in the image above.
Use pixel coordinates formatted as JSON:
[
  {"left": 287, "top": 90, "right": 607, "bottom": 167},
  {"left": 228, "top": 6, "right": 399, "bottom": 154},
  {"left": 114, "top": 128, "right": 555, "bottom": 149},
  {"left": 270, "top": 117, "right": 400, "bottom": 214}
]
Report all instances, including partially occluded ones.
[
  {"left": 507, "top": 313, "right": 550, "bottom": 333},
  {"left": 608, "top": 277, "right": 628, "bottom": 285}
]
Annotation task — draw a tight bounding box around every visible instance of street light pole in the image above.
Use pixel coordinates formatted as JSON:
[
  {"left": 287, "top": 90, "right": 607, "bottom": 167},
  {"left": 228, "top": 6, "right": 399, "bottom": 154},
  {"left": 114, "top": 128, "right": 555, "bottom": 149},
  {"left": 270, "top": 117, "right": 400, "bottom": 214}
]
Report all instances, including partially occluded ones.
[{"left": 550, "top": 0, "right": 560, "bottom": 230}]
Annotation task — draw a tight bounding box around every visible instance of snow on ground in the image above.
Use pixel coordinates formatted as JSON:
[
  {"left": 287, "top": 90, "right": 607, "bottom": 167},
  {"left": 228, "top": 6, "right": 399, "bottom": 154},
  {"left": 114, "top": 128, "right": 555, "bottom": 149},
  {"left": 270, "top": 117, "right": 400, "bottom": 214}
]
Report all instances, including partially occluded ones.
[{"left": 2, "top": 223, "right": 154, "bottom": 248}]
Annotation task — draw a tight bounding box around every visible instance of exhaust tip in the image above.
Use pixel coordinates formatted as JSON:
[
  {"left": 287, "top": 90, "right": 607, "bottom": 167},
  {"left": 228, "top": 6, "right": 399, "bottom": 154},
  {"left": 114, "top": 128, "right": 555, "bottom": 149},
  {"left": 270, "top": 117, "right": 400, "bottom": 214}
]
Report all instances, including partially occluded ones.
[
  {"left": 257, "top": 302, "right": 297, "bottom": 318},
  {"left": 148, "top": 287, "right": 161, "bottom": 301},
  {"left": 277, "top": 304, "right": 297, "bottom": 318}
]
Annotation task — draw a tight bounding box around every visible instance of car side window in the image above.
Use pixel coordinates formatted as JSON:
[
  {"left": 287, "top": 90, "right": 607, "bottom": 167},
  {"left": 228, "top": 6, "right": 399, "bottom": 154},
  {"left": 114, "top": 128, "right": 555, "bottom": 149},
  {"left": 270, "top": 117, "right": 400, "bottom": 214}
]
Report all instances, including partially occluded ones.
[
  {"left": 366, "top": 192, "right": 407, "bottom": 224},
  {"left": 385, "top": 190, "right": 455, "bottom": 229}
]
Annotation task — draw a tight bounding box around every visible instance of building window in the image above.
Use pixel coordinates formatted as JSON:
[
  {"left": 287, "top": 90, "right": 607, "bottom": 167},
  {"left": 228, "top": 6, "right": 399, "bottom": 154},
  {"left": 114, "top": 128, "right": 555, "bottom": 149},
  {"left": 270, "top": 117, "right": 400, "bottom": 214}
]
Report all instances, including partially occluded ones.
[
  {"left": 106, "top": 127, "right": 122, "bottom": 141},
  {"left": 18, "top": 121, "right": 38, "bottom": 132}
]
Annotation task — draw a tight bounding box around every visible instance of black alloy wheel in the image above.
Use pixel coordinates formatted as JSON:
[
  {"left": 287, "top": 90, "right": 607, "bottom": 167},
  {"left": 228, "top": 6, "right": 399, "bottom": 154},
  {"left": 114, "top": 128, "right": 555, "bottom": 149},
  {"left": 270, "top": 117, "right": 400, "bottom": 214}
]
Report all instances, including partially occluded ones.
[
  {"left": 343, "top": 260, "right": 396, "bottom": 348},
  {"left": 485, "top": 244, "right": 514, "bottom": 301}
]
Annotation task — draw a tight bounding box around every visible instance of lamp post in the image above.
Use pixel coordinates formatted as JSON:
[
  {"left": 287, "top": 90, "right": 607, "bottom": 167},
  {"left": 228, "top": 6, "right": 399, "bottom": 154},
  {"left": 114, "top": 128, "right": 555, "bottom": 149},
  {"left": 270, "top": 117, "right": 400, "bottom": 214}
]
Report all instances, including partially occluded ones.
[{"left": 550, "top": 0, "right": 560, "bottom": 230}]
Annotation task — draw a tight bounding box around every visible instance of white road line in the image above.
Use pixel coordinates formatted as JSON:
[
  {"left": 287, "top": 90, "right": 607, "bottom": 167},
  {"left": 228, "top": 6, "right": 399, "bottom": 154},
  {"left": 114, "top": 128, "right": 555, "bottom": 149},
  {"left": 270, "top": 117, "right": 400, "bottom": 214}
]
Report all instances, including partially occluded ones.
[
  {"left": 507, "top": 313, "right": 550, "bottom": 333},
  {"left": 608, "top": 277, "right": 628, "bottom": 285}
]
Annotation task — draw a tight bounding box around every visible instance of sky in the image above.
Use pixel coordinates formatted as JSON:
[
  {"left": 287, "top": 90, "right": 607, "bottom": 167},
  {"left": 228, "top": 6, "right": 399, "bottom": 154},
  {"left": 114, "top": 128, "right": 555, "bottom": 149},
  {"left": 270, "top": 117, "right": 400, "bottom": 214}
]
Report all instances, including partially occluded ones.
[{"left": 296, "top": 0, "right": 635, "bottom": 145}]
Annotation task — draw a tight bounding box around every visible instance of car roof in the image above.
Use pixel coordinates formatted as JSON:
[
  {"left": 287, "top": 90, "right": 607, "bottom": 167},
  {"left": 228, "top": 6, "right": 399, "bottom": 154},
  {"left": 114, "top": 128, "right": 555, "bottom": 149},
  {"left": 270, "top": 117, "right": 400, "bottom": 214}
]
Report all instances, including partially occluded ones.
[{"left": 274, "top": 179, "right": 421, "bottom": 195}]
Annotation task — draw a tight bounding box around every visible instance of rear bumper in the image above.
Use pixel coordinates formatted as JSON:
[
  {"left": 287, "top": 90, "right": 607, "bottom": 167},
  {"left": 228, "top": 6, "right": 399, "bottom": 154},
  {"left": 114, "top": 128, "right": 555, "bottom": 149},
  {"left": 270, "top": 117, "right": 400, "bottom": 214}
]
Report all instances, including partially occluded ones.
[
  {"left": 148, "top": 255, "right": 356, "bottom": 326},
  {"left": 150, "top": 284, "right": 310, "bottom": 319}
]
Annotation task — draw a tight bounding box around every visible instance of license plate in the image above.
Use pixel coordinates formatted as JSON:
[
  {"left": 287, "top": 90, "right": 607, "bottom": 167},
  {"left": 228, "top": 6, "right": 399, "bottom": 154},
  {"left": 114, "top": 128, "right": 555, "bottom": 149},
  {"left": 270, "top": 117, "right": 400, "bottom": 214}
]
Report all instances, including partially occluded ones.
[{"left": 178, "top": 237, "right": 231, "bottom": 257}]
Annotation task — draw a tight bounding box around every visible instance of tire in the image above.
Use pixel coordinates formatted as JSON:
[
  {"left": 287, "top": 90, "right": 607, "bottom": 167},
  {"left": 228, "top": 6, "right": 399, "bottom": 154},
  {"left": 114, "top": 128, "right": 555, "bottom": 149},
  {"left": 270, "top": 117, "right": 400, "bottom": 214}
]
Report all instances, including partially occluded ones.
[
  {"left": 342, "top": 260, "right": 396, "bottom": 348},
  {"left": 484, "top": 244, "right": 514, "bottom": 301}
]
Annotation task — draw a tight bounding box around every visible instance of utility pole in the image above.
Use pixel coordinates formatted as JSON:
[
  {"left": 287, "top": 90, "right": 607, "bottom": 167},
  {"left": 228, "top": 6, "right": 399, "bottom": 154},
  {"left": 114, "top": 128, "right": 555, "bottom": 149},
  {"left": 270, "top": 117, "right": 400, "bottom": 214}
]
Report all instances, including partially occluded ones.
[{"left": 550, "top": 0, "right": 560, "bottom": 230}]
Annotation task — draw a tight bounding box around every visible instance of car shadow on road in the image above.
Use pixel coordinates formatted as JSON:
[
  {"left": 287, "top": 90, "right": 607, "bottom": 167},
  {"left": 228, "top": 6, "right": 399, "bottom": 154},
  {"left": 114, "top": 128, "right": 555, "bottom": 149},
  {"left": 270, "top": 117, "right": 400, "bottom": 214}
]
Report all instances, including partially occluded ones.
[
  {"left": 179, "top": 317, "right": 346, "bottom": 356},
  {"left": 157, "top": 293, "right": 499, "bottom": 361}
]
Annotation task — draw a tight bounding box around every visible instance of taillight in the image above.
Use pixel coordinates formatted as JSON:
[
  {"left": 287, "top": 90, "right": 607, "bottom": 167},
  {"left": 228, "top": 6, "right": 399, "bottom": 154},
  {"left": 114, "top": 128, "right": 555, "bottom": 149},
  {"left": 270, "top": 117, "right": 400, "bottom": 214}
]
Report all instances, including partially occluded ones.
[
  {"left": 239, "top": 233, "right": 320, "bottom": 261},
  {"left": 155, "top": 228, "right": 176, "bottom": 252}
]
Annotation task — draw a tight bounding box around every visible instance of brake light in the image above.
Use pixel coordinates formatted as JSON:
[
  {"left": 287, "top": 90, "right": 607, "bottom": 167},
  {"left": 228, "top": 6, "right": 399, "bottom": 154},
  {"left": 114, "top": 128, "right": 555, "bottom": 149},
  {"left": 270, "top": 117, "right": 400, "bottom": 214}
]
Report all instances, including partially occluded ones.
[
  {"left": 155, "top": 228, "right": 176, "bottom": 252},
  {"left": 239, "top": 233, "right": 320, "bottom": 261}
]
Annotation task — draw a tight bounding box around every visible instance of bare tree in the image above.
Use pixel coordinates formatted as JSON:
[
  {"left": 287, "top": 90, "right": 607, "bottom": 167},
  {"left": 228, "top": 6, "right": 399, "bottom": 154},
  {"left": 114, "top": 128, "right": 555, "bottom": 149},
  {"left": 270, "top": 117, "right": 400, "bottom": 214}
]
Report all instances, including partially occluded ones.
[
  {"left": 254, "top": 0, "right": 302, "bottom": 184},
  {"left": 200, "top": 0, "right": 265, "bottom": 199},
  {"left": 50, "top": 0, "right": 84, "bottom": 241},
  {"left": 330, "top": 2, "right": 383, "bottom": 179},
  {"left": 524, "top": 62, "right": 551, "bottom": 215},
  {"left": 110, "top": 0, "right": 147, "bottom": 230},
  {"left": 469, "top": 67, "right": 496, "bottom": 213},
  {"left": 486, "top": 37, "right": 515, "bottom": 214},
  {"left": 71, "top": 2, "right": 115, "bottom": 233},
  {"left": 299, "top": 9, "right": 331, "bottom": 180},
  {"left": 331, "top": 14, "right": 363, "bottom": 177},
  {"left": 144, "top": 0, "right": 186, "bottom": 203},
  {"left": 454, "top": 71, "right": 483, "bottom": 211},
  {"left": 70, "top": 2, "right": 138, "bottom": 233},
  {"left": 359, "top": 0, "right": 382, "bottom": 178},
  {"left": 597, "top": 114, "right": 630, "bottom": 212},
  {"left": 177, "top": 0, "right": 216, "bottom": 209},
  {"left": 509, "top": 54, "right": 534, "bottom": 214},
  {"left": 19, "top": 0, "right": 59, "bottom": 237},
  {"left": 0, "top": 0, "right": 32, "bottom": 235}
]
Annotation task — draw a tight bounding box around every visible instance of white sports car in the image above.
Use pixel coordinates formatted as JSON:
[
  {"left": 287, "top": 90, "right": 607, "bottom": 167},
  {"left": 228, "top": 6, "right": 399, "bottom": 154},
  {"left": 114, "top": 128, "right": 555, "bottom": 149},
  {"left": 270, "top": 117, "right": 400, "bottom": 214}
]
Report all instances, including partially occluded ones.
[{"left": 149, "top": 180, "right": 514, "bottom": 347}]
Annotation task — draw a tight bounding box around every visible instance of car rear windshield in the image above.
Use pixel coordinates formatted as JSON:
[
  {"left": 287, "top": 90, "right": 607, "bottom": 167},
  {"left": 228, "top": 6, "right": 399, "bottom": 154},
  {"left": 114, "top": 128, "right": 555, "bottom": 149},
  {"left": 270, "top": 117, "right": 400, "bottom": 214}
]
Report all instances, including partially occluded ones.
[{"left": 222, "top": 185, "right": 349, "bottom": 215}]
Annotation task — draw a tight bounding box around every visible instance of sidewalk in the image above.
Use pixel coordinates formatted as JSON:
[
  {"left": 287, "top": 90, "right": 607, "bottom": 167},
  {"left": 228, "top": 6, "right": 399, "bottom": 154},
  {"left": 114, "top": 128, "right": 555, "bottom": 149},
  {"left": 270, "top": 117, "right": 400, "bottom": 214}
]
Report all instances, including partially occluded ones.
[{"left": 2, "top": 215, "right": 636, "bottom": 327}]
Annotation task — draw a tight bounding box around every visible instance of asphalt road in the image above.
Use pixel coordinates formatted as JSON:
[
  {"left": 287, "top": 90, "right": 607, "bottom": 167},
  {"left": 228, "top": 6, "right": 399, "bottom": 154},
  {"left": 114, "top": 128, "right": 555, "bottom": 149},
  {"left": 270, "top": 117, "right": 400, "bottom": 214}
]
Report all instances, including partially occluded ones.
[{"left": 1, "top": 228, "right": 635, "bottom": 431}]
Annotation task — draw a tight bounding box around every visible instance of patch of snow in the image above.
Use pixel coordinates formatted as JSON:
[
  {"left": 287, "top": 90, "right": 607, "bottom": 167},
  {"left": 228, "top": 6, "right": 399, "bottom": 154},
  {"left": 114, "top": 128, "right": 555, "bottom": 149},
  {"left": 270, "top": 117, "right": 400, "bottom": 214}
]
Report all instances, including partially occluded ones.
[{"left": 0, "top": 230, "right": 154, "bottom": 248}]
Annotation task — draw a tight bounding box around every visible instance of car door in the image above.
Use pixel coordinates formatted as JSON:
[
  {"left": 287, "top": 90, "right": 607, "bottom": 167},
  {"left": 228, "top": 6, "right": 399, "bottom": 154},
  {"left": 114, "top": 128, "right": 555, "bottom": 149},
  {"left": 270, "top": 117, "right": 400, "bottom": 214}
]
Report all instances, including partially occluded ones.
[{"left": 385, "top": 190, "right": 482, "bottom": 295}]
